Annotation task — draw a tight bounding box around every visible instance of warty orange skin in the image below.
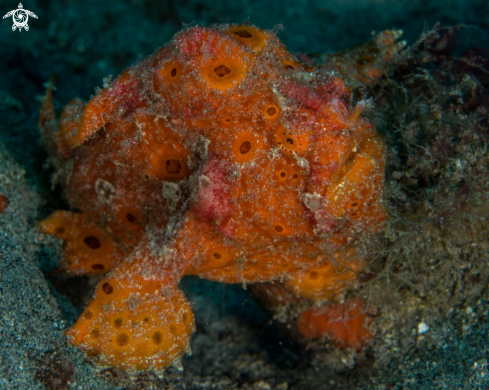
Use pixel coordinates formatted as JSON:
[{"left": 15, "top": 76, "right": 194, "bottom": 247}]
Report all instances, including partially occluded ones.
[{"left": 38, "top": 24, "right": 388, "bottom": 375}]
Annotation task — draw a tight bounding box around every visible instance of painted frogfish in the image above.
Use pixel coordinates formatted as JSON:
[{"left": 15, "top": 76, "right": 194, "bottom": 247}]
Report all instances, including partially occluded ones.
[{"left": 38, "top": 24, "right": 400, "bottom": 375}]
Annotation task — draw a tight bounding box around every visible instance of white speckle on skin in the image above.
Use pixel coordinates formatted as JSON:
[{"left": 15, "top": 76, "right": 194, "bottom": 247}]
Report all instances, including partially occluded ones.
[{"left": 418, "top": 322, "right": 429, "bottom": 334}]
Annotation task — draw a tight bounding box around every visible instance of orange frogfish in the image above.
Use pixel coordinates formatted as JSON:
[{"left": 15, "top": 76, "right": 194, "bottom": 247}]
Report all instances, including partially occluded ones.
[{"left": 38, "top": 24, "right": 388, "bottom": 375}]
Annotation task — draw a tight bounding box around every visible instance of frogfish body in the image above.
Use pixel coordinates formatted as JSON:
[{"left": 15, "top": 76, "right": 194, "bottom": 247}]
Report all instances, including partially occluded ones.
[{"left": 39, "top": 24, "right": 387, "bottom": 375}]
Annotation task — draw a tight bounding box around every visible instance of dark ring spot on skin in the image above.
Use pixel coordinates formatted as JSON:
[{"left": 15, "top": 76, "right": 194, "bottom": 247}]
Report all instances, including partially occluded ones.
[
  {"left": 214, "top": 65, "right": 231, "bottom": 77},
  {"left": 152, "top": 331, "right": 163, "bottom": 345},
  {"left": 166, "top": 159, "right": 182, "bottom": 174},
  {"left": 234, "top": 30, "right": 253, "bottom": 38},
  {"left": 102, "top": 282, "right": 113, "bottom": 295},
  {"left": 84, "top": 236, "right": 101, "bottom": 249},
  {"left": 126, "top": 212, "right": 138, "bottom": 224},
  {"left": 308, "top": 271, "right": 319, "bottom": 280},
  {"left": 266, "top": 107, "right": 277, "bottom": 116},
  {"left": 170, "top": 68, "right": 177, "bottom": 77},
  {"left": 274, "top": 225, "right": 284, "bottom": 232},
  {"left": 54, "top": 226, "right": 66, "bottom": 235},
  {"left": 240, "top": 141, "right": 251, "bottom": 154},
  {"left": 116, "top": 333, "right": 129, "bottom": 347}
]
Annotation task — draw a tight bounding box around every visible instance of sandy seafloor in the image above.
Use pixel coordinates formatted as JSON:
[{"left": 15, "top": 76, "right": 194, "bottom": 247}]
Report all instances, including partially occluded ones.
[{"left": 1, "top": 0, "right": 489, "bottom": 389}]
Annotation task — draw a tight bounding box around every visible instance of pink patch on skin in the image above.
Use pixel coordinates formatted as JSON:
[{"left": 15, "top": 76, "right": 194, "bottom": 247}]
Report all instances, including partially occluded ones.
[
  {"left": 313, "top": 209, "right": 337, "bottom": 233},
  {"left": 303, "top": 207, "right": 337, "bottom": 236},
  {"left": 176, "top": 26, "right": 220, "bottom": 56},
  {"left": 287, "top": 107, "right": 319, "bottom": 130},
  {"left": 108, "top": 77, "right": 140, "bottom": 114},
  {"left": 217, "top": 218, "right": 236, "bottom": 238},
  {"left": 301, "top": 186, "right": 337, "bottom": 235},
  {"left": 309, "top": 163, "right": 326, "bottom": 187},
  {"left": 329, "top": 97, "right": 350, "bottom": 118},
  {"left": 310, "top": 161, "right": 338, "bottom": 188},
  {"left": 279, "top": 80, "right": 325, "bottom": 112},
  {"left": 181, "top": 100, "right": 210, "bottom": 121},
  {"left": 194, "top": 156, "right": 232, "bottom": 223},
  {"left": 327, "top": 161, "right": 339, "bottom": 173},
  {"left": 316, "top": 76, "right": 351, "bottom": 102},
  {"left": 152, "top": 46, "right": 172, "bottom": 65}
]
